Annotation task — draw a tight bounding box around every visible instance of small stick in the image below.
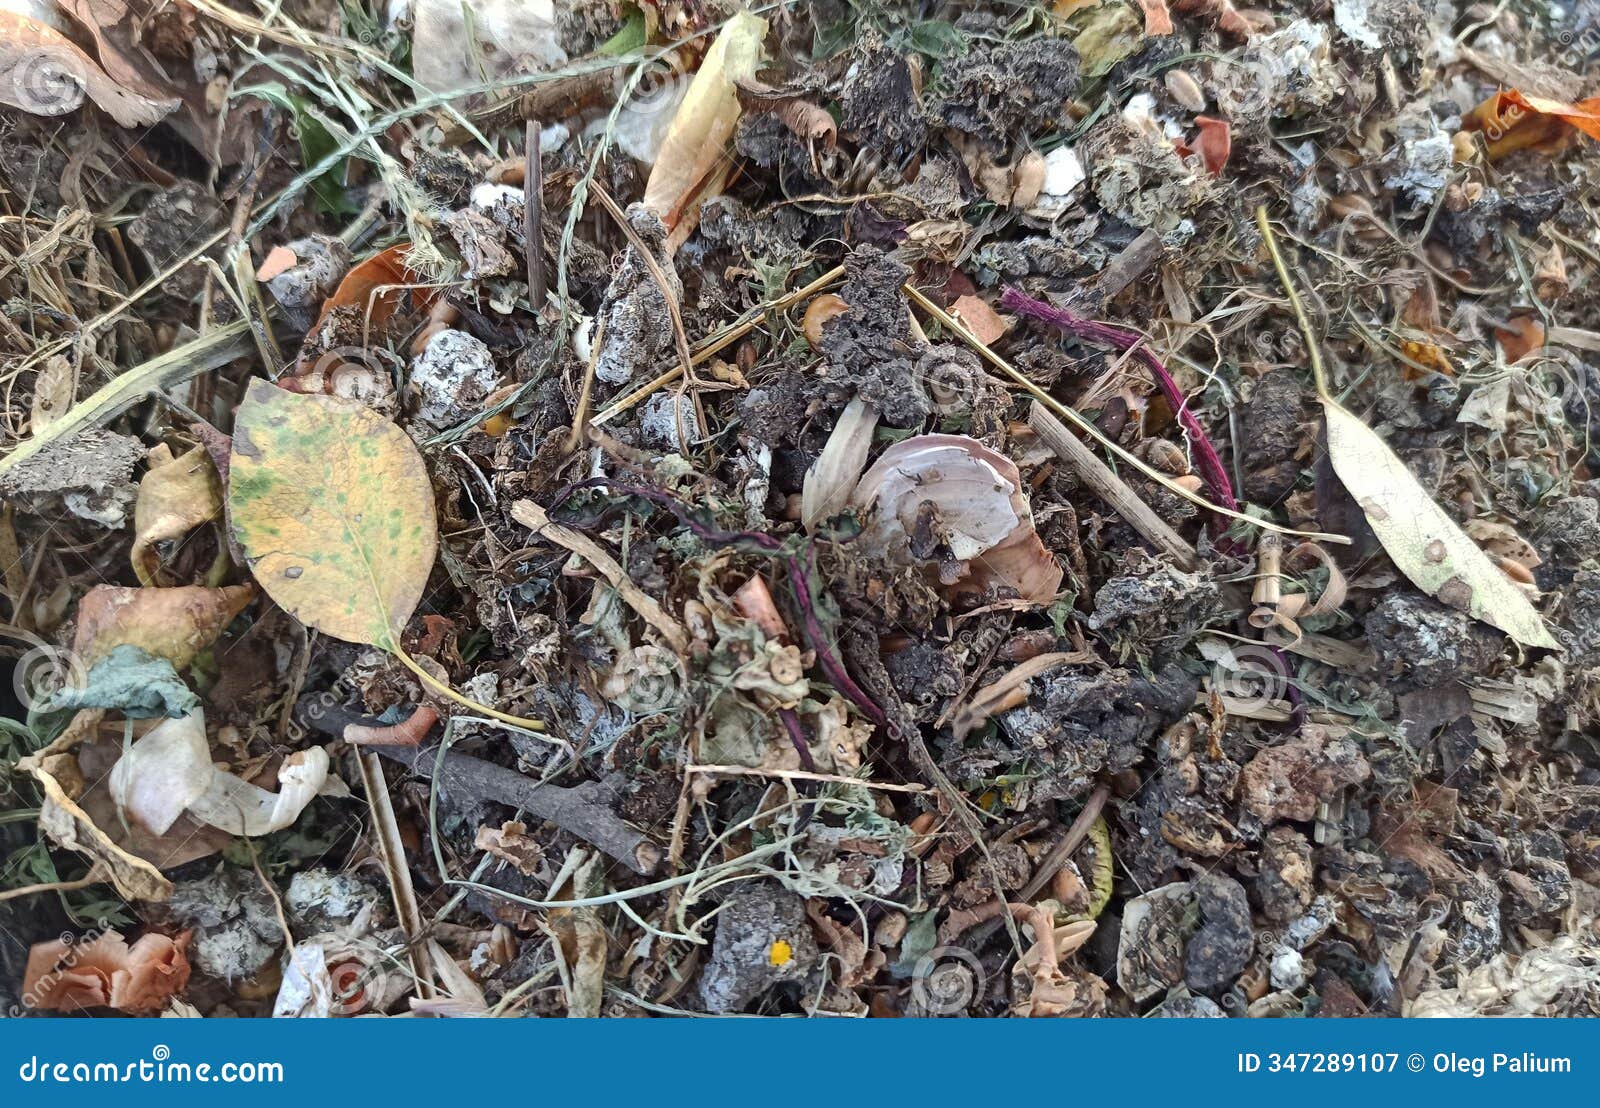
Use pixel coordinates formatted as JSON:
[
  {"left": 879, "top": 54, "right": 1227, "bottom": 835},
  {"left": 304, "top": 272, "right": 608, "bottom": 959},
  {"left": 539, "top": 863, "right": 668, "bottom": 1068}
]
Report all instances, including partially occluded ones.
[
  {"left": 510, "top": 499, "right": 689, "bottom": 653},
  {"left": 524, "top": 120, "right": 545, "bottom": 309},
  {"left": 375, "top": 743, "right": 662, "bottom": 875},
  {"left": 356, "top": 752, "right": 435, "bottom": 999},
  {"left": 1028, "top": 401, "right": 1199, "bottom": 571},
  {"left": 687, "top": 764, "right": 931, "bottom": 793},
  {"left": 592, "top": 265, "right": 846, "bottom": 425}
]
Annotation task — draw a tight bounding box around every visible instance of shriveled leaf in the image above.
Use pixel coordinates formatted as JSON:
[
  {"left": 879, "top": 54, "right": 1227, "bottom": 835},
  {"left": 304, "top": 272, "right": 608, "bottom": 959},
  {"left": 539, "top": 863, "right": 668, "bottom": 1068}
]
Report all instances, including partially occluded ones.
[
  {"left": 312, "top": 242, "right": 437, "bottom": 328},
  {"left": 1462, "top": 89, "right": 1600, "bottom": 161},
  {"left": 32, "top": 760, "right": 173, "bottom": 901},
  {"left": 131, "top": 444, "right": 223, "bottom": 585},
  {"left": 641, "top": 11, "right": 767, "bottom": 248},
  {"left": 228, "top": 380, "right": 438, "bottom": 650},
  {"left": 73, "top": 584, "right": 254, "bottom": 668},
  {"left": 1322, "top": 399, "right": 1557, "bottom": 648},
  {"left": 29, "top": 354, "right": 75, "bottom": 433},
  {"left": 0, "top": 11, "right": 177, "bottom": 127}
]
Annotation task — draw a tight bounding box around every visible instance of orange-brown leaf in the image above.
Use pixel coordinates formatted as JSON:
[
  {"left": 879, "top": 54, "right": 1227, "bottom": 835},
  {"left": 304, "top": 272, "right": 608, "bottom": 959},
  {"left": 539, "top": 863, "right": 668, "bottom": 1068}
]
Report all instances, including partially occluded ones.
[{"left": 1462, "top": 89, "right": 1600, "bottom": 161}]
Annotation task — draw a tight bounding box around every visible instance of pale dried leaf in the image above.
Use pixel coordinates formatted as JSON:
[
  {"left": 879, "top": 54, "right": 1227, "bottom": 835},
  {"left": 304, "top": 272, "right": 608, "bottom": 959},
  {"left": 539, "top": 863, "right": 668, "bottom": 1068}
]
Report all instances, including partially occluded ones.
[{"left": 1322, "top": 398, "right": 1556, "bottom": 648}]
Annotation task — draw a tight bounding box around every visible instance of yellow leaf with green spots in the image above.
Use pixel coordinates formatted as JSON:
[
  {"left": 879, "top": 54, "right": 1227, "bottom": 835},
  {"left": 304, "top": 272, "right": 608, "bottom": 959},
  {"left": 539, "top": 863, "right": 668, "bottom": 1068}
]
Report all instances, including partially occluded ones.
[{"left": 228, "top": 380, "right": 437, "bottom": 649}]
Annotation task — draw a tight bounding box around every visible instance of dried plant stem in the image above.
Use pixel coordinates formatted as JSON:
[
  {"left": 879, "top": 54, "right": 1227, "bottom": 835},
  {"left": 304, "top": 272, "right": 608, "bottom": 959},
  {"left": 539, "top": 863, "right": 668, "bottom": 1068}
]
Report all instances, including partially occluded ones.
[
  {"left": 686, "top": 764, "right": 931, "bottom": 792},
  {"left": 906, "top": 284, "right": 1348, "bottom": 545},
  {"left": 1027, "top": 402, "right": 1198, "bottom": 570},
  {"left": 593, "top": 264, "right": 846, "bottom": 425},
  {"left": 0, "top": 867, "right": 105, "bottom": 903},
  {"left": 567, "top": 317, "right": 605, "bottom": 454},
  {"left": 1255, "top": 205, "right": 1331, "bottom": 399},
  {"left": 391, "top": 645, "right": 546, "bottom": 733}
]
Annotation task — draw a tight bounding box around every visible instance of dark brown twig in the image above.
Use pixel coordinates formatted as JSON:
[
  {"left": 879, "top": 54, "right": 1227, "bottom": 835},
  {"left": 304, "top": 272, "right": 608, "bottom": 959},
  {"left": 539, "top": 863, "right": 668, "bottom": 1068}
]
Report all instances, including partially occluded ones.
[{"left": 524, "top": 120, "right": 545, "bottom": 309}]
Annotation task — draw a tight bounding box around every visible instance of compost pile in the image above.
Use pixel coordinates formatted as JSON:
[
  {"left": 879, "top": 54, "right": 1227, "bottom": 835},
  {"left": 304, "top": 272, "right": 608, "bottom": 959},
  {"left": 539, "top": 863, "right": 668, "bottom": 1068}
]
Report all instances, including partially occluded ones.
[{"left": 2, "top": 0, "right": 1599, "bottom": 1019}]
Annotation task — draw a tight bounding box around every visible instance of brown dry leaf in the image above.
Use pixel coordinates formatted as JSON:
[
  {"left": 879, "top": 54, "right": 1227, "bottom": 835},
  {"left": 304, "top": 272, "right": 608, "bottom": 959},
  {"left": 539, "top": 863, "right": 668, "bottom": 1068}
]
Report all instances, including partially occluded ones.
[
  {"left": 1322, "top": 399, "right": 1557, "bottom": 648},
  {"left": 806, "top": 899, "right": 883, "bottom": 989},
  {"left": 255, "top": 244, "right": 298, "bottom": 282},
  {"left": 312, "top": 242, "right": 437, "bottom": 329},
  {"left": 1495, "top": 315, "right": 1545, "bottom": 363},
  {"left": 641, "top": 11, "right": 767, "bottom": 249},
  {"left": 73, "top": 583, "right": 255, "bottom": 668},
  {"left": 950, "top": 294, "right": 1010, "bottom": 346},
  {"left": 29, "top": 354, "right": 76, "bottom": 433},
  {"left": 475, "top": 821, "right": 544, "bottom": 876},
  {"left": 23, "top": 930, "right": 191, "bottom": 1014},
  {"left": 228, "top": 380, "right": 438, "bottom": 650},
  {"left": 32, "top": 760, "right": 173, "bottom": 901},
  {"left": 0, "top": 11, "right": 177, "bottom": 127},
  {"left": 131, "top": 444, "right": 222, "bottom": 585},
  {"left": 1462, "top": 89, "right": 1600, "bottom": 161}
]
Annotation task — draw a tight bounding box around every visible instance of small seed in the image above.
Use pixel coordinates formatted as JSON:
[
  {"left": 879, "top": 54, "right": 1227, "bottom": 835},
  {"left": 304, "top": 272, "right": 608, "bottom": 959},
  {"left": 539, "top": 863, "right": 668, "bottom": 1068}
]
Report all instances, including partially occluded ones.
[
  {"left": 802, "top": 293, "right": 848, "bottom": 348},
  {"left": 1164, "top": 69, "right": 1205, "bottom": 112},
  {"left": 1172, "top": 474, "right": 1204, "bottom": 493},
  {"left": 1496, "top": 555, "right": 1535, "bottom": 586},
  {"left": 1138, "top": 437, "right": 1191, "bottom": 475}
]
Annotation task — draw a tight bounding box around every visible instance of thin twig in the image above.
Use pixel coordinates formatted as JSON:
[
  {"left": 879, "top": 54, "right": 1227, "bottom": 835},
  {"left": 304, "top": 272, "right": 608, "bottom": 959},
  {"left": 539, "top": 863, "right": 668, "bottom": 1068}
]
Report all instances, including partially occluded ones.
[{"left": 524, "top": 120, "right": 545, "bottom": 308}]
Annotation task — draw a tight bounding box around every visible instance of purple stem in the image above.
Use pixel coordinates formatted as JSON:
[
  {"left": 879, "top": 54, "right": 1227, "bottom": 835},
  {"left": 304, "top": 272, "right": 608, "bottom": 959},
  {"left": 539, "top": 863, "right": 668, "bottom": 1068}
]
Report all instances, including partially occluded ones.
[
  {"left": 999, "top": 287, "right": 1239, "bottom": 512},
  {"left": 778, "top": 708, "right": 816, "bottom": 772}
]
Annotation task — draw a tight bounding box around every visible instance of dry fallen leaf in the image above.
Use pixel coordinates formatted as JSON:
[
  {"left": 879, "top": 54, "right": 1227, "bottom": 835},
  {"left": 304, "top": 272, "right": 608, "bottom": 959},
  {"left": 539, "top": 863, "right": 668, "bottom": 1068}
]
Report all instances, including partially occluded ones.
[
  {"left": 1495, "top": 314, "right": 1546, "bottom": 363},
  {"left": 0, "top": 11, "right": 177, "bottom": 127},
  {"left": 32, "top": 760, "right": 173, "bottom": 901},
  {"left": 228, "top": 379, "right": 438, "bottom": 651},
  {"left": 312, "top": 242, "right": 437, "bottom": 329},
  {"left": 29, "top": 353, "right": 75, "bottom": 433},
  {"left": 1462, "top": 89, "right": 1600, "bottom": 161},
  {"left": 951, "top": 294, "right": 1010, "bottom": 346},
  {"left": 1322, "top": 401, "right": 1555, "bottom": 647},
  {"left": 73, "top": 583, "right": 255, "bottom": 668},
  {"left": 641, "top": 11, "right": 767, "bottom": 249},
  {"left": 131, "top": 444, "right": 222, "bottom": 585}
]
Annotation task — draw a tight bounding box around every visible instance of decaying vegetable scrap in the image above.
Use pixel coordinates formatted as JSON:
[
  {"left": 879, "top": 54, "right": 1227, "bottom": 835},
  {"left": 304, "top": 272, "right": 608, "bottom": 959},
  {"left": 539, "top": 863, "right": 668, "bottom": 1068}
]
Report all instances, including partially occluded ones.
[{"left": 3, "top": 0, "right": 1600, "bottom": 1023}]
